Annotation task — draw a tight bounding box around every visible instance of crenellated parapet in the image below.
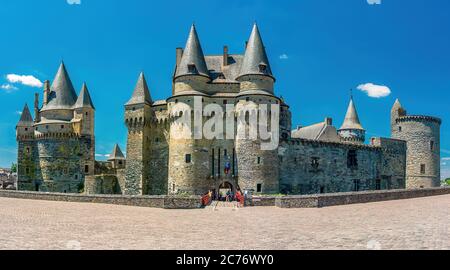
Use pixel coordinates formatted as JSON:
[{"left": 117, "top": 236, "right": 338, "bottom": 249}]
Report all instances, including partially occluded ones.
[{"left": 396, "top": 115, "right": 442, "bottom": 125}]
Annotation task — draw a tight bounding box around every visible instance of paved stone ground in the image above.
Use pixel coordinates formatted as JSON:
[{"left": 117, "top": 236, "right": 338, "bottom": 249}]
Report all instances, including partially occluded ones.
[{"left": 0, "top": 195, "right": 449, "bottom": 250}]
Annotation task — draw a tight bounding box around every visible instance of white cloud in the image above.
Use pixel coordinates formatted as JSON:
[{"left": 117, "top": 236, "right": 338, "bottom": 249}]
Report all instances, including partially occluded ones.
[
  {"left": 367, "top": 0, "right": 381, "bottom": 4},
  {"left": 357, "top": 83, "right": 391, "bottom": 98},
  {"left": 279, "top": 54, "right": 289, "bottom": 60},
  {"left": 442, "top": 157, "right": 450, "bottom": 161},
  {"left": 67, "top": 0, "right": 81, "bottom": 4},
  {"left": 15, "top": 111, "right": 22, "bottom": 115},
  {"left": 1, "top": 84, "right": 18, "bottom": 91},
  {"left": 6, "top": 74, "right": 43, "bottom": 88}
]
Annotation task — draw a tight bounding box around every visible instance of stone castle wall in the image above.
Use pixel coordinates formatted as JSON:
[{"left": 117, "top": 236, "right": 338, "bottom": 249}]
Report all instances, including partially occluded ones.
[
  {"left": 17, "top": 136, "right": 92, "bottom": 193},
  {"left": 278, "top": 138, "right": 406, "bottom": 195}
]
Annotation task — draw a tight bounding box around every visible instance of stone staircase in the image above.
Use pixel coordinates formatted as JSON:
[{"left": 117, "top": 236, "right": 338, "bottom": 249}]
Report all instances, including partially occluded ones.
[{"left": 205, "top": 200, "right": 240, "bottom": 211}]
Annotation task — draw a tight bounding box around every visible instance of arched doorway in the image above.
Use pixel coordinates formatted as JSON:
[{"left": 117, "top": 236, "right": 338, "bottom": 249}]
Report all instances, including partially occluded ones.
[{"left": 218, "top": 181, "right": 233, "bottom": 201}]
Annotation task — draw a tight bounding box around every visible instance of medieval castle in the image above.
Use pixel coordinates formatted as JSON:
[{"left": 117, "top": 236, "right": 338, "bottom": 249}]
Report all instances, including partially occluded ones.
[{"left": 16, "top": 24, "right": 442, "bottom": 196}]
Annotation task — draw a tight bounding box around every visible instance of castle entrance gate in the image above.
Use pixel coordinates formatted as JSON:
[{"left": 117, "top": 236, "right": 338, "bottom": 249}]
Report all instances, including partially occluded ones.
[{"left": 218, "top": 181, "right": 233, "bottom": 200}]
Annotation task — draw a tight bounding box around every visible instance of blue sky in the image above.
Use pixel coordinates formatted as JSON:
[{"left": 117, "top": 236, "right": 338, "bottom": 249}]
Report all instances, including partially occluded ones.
[{"left": 0, "top": 0, "right": 449, "bottom": 178}]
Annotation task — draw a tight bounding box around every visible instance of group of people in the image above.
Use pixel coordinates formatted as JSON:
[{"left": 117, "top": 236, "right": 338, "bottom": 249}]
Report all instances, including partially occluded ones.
[{"left": 206, "top": 188, "right": 248, "bottom": 205}]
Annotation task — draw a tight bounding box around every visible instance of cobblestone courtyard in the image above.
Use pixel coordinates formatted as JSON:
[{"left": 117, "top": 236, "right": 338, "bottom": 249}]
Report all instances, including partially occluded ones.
[{"left": 0, "top": 195, "right": 449, "bottom": 250}]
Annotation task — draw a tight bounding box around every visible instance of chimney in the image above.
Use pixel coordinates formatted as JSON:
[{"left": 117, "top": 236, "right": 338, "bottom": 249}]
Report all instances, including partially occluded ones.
[
  {"left": 325, "top": 117, "right": 333, "bottom": 126},
  {"left": 223, "top": 46, "right": 229, "bottom": 66},
  {"left": 34, "top": 93, "right": 40, "bottom": 123},
  {"left": 176, "top": 48, "right": 183, "bottom": 67},
  {"left": 43, "top": 80, "right": 50, "bottom": 105}
]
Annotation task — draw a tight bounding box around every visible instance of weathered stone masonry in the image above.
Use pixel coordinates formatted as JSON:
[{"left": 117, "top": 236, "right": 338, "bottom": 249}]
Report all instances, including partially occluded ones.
[{"left": 17, "top": 24, "right": 442, "bottom": 197}]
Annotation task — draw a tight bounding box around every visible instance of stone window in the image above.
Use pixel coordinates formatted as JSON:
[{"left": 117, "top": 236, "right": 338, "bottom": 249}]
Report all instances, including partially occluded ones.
[
  {"left": 246, "top": 97, "right": 250, "bottom": 102},
  {"left": 61, "top": 125, "right": 64, "bottom": 129},
  {"left": 420, "top": 164, "right": 426, "bottom": 174},
  {"left": 172, "top": 183, "right": 176, "bottom": 192},
  {"left": 353, "top": 179, "right": 360, "bottom": 192},
  {"left": 84, "top": 165, "right": 89, "bottom": 173},
  {"left": 257, "top": 183, "right": 262, "bottom": 193},
  {"left": 311, "top": 157, "right": 320, "bottom": 169},
  {"left": 25, "top": 128, "right": 28, "bottom": 131},
  {"left": 258, "top": 63, "right": 267, "bottom": 73},
  {"left": 430, "top": 140, "right": 434, "bottom": 151},
  {"left": 25, "top": 167, "right": 30, "bottom": 174},
  {"left": 398, "top": 126, "right": 402, "bottom": 132},
  {"left": 223, "top": 100, "right": 228, "bottom": 105},
  {"left": 46, "top": 125, "right": 49, "bottom": 129},
  {"left": 185, "top": 154, "right": 192, "bottom": 163},
  {"left": 347, "top": 150, "right": 358, "bottom": 169},
  {"left": 26, "top": 147, "right": 30, "bottom": 154},
  {"left": 187, "top": 64, "right": 197, "bottom": 73},
  {"left": 320, "top": 186, "right": 325, "bottom": 194},
  {"left": 224, "top": 149, "right": 227, "bottom": 157},
  {"left": 376, "top": 179, "right": 381, "bottom": 190},
  {"left": 75, "top": 175, "right": 78, "bottom": 180},
  {"left": 257, "top": 157, "right": 261, "bottom": 164},
  {"left": 118, "top": 161, "right": 123, "bottom": 165}
]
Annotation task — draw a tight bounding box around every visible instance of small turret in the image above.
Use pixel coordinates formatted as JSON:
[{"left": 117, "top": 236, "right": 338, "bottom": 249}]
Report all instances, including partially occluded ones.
[
  {"left": 73, "top": 83, "right": 95, "bottom": 136},
  {"left": 125, "top": 72, "right": 152, "bottom": 106},
  {"left": 74, "top": 83, "right": 95, "bottom": 109},
  {"left": 237, "top": 23, "right": 275, "bottom": 94},
  {"left": 391, "top": 98, "right": 406, "bottom": 132},
  {"left": 16, "top": 104, "right": 34, "bottom": 135},
  {"left": 108, "top": 144, "right": 126, "bottom": 169},
  {"left": 338, "top": 96, "right": 365, "bottom": 144}
]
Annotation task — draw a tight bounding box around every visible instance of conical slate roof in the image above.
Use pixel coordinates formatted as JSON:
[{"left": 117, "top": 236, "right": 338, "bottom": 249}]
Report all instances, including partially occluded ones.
[
  {"left": 17, "top": 104, "right": 34, "bottom": 127},
  {"left": 339, "top": 98, "right": 365, "bottom": 131},
  {"left": 74, "top": 83, "right": 95, "bottom": 109},
  {"left": 125, "top": 72, "right": 152, "bottom": 106},
  {"left": 41, "top": 62, "right": 78, "bottom": 111},
  {"left": 108, "top": 144, "right": 125, "bottom": 161},
  {"left": 393, "top": 98, "right": 402, "bottom": 108},
  {"left": 174, "top": 24, "right": 210, "bottom": 79},
  {"left": 238, "top": 23, "right": 273, "bottom": 79}
]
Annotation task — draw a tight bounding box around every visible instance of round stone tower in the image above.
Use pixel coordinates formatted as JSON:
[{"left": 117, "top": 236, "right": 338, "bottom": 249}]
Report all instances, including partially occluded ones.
[
  {"left": 391, "top": 99, "right": 442, "bottom": 188},
  {"left": 168, "top": 24, "right": 212, "bottom": 195},
  {"left": 235, "top": 23, "right": 280, "bottom": 194}
]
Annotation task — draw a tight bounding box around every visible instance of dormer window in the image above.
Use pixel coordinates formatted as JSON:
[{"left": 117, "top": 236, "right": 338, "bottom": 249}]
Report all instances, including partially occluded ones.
[
  {"left": 187, "top": 63, "right": 197, "bottom": 73},
  {"left": 258, "top": 63, "right": 268, "bottom": 73}
]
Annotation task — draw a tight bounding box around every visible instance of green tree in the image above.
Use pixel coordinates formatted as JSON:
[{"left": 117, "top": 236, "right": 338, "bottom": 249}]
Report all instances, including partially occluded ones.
[
  {"left": 446, "top": 178, "right": 450, "bottom": 185},
  {"left": 11, "top": 163, "right": 17, "bottom": 173}
]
